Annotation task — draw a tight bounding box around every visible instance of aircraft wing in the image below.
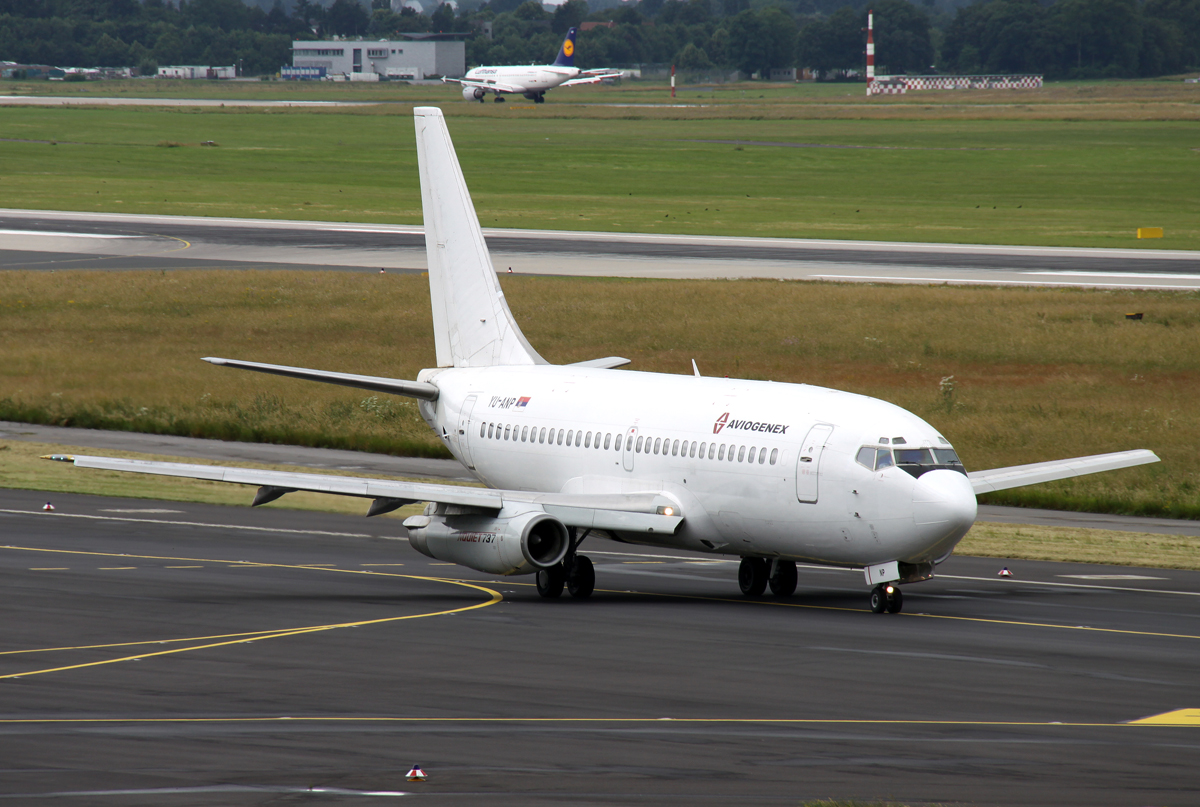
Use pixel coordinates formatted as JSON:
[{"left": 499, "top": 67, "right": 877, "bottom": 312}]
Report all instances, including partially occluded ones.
[
  {"left": 44, "top": 455, "right": 683, "bottom": 534},
  {"left": 203, "top": 357, "right": 439, "bottom": 401},
  {"left": 559, "top": 75, "right": 608, "bottom": 87},
  {"left": 967, "top": 449, "right": 1159, "bottom": 494},
  {"left": 442, "top": 76, "right": 524, "bottom": 94}
]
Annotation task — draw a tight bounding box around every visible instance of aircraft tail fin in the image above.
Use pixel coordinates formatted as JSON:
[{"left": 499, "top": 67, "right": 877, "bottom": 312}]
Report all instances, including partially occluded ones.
[
  {"left": 413, "top": 107, "right": 547, "bottom": 368},
  {"left": 552, "top": 27, "right": 578, "bottom": 67}
]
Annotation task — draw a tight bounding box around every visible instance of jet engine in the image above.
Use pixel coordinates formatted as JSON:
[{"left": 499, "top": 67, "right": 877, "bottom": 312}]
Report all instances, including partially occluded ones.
[
  {"left": 404, "top": 507, "right": 570, "bottom": 575},
  {"left": 463, "top": 86, "right": 486, "bottom": 102}
]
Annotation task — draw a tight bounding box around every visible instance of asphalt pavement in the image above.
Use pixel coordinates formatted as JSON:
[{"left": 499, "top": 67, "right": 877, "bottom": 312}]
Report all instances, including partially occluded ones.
[
  {"left": 3, "top": 209, "right": 1199, "bottom": 288},
  {"left": 1, "top": 488, "right": 1198, "bottom": 805}
]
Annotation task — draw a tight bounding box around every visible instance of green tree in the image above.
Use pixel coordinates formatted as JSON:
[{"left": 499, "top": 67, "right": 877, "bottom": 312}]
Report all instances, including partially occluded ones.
[
  {"left": 797, "top": 6, "right": 862, "bottom": 77},
  {"left": 326, "top": 0, "right": 371, "bottom": 36},
  {"left": 551, "top": 0, "right": 587, "bottom": 34},
  {"left": 872, "top": 0, "right": 932, "bottom": 73}
]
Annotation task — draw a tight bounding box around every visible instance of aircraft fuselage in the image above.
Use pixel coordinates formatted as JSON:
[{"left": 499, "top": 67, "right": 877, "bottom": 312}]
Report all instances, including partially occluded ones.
[{"left": 418, "top": 364, "right": 978, "bottom": 569}]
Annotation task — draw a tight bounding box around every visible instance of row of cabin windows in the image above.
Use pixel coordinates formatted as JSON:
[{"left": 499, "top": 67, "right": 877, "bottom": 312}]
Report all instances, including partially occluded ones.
[{"left": 480, "top": 421, "right": 779, "bottom": 466}]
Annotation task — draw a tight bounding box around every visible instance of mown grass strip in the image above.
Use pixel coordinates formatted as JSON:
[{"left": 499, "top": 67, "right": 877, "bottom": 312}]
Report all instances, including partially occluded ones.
[
  {"left": 0, "top": 100, "right": 1196, "bottom": 248},
  {"left": 2, "top": 270, "right": 1198, "bottom": 520}
]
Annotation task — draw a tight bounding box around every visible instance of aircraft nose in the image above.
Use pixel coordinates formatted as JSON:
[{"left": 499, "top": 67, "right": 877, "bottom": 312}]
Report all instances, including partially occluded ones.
[{"left": 911, "top": 469, "right": 977, "bottom": 542}]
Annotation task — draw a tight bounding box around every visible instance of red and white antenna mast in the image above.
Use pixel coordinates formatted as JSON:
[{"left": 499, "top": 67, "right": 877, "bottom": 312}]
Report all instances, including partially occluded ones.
[{"left": 866, "top": 9, "right": 875, "bottom": 96}]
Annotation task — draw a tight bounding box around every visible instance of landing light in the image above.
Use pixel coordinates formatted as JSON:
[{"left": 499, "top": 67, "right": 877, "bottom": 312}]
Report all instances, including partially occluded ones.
[{"left": 657, "top": 506, "right": 676, "bottom": 516}]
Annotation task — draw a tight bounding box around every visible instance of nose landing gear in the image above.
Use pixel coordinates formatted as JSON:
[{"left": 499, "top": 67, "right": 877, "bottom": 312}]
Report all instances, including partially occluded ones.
[{"left": 869, "top": 584, "right": 903, "bottom": 614}]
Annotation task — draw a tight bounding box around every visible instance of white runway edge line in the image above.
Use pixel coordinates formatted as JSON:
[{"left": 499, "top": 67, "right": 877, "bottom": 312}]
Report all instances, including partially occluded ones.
[
  {"left": 0, "top": 229, "right": 141, "bottom": 239},
  {"left": 587, "top": 551, "right": 1200, "bottom": 597},
  {"left": 1026, "top": 271, "right": 1200, "bottom": 280},
  {"left": 2, "top": 209, "right": 1198, "bottom": 262},
  {"left": 813, "top": 274, "right": 1200, "bottom": 290},
  {"left": 0, "top": 508, "right": 374, "bottom": 538}
]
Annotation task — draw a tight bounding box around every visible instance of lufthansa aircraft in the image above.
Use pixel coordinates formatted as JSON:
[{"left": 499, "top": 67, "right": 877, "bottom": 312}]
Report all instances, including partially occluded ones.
[
  {"left": 52, "top": 108, "right": 1159, "bottom": 614},
  {"left": 444, "top": 27, "right": 619, "bottom": 104}
]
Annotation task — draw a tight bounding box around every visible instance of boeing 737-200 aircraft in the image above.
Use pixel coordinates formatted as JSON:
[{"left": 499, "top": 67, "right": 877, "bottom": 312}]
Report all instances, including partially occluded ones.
[
  {"left": 52, "top": 107, "right": 1159, "bottom": 614},
  {"left": 443, "top": 27, "right": 618, "bottom": 104}
]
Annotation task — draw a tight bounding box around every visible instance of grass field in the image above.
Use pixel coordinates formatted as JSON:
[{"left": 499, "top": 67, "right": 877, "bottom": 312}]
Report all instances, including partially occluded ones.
[
  {"left": 4, "top": 439, "right": 1196, "bottom": 571},
  {"left": 2, "top": 270, "right": 1197, "bottom": 519},
  {"left": 1, "top": 81, "right": 1197, "bottom": 249}
]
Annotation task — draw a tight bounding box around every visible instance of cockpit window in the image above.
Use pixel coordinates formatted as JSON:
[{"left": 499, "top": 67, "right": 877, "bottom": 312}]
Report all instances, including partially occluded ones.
[
  {"left": 857, "top": 446, "right": 896, "bottom": 471},
  {"left": 895, "top": 448, "right": 933, "bottom": 465},
  {"left": 933, "top": 448, "right": 962, "bottom": 465}
]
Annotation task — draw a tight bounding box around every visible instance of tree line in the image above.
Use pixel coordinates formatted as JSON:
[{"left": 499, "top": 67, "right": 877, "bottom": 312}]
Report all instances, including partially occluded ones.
[{"left": 1, "top": 0, "right": 1197, "bottom": 79}]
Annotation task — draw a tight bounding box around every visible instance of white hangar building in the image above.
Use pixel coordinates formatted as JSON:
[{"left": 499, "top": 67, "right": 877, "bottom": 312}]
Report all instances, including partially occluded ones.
[{"left": 291, "top": 37, "right": 465, "bottom": 80}]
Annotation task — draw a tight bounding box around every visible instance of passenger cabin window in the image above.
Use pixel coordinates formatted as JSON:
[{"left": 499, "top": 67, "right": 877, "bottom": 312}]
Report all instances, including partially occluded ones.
[
  {"left": 770, "top": 448, "right": 778, "bottom": 465},
  {"left": 575, "top": 431, "right": 583, "bottom": 447},
  {"left": 636, "top": 436, "right": 643, "bottom": 452},
  {"left": 737, "top": 446, "right": 746, "bottom": 462},
  {"left": 539, "top": 427, "right": 547, "bottom": 444},
  {"left": 604, "top": 433, "right": 611, "bottom": 449},
  {"left": 504, "top": 425, "right": 511, "bottom": 440}
]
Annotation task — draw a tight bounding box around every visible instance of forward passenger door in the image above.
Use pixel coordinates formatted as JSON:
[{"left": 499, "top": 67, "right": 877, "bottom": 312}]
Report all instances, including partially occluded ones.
[{"left": 796, "top": 424, "right": 833, "bottom": 503}]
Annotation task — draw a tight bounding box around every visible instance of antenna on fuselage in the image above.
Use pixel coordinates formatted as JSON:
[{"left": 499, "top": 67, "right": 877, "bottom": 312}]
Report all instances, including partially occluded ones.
[{"left": 692, "top": 359, "right": 701, "bottom": 377}]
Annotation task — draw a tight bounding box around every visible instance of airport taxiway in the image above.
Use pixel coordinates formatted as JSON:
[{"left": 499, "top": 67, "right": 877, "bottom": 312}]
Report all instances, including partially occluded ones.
[
  {"left": 2, "top": 487, "right": 1199, "bottom": 805},
  {"left": 3, "top": 209, "right": 1199, "bottom": 289}
]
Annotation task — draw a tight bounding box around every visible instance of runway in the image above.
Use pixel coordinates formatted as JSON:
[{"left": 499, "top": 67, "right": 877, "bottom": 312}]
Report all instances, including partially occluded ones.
[
  {"left": 3, "top": 208, "right": 1200, "bottom": 288},
  {"left": 2, "top": 487, "right": 1199, "bottom": 805}
]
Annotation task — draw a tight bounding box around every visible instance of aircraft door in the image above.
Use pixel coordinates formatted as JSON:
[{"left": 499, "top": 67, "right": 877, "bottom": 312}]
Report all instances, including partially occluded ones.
[
  {"left": 457, "top": 395, "right": 478, "bottom": 470},
  {"left": 622, "top": 427, "right": 637, "bottom": 472},
  {"left": 796, "top": 424, "right": 833, "bottom": 503}
]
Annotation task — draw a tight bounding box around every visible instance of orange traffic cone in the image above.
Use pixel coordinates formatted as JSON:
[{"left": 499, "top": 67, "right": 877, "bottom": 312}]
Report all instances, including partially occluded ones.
[
  {"left": 406, "top": 765, "right": 426, "bottom": 782},
  {"left": 998, "top": 567, "right": 1013, "bottom": 578},
  {"left": 42, "top": 502, "right": 55, "bottom": 511}
]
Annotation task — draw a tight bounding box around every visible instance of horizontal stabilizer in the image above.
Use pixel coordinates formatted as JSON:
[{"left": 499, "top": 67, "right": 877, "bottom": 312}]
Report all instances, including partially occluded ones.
[
  {"left": 47, "top": 455, "right": 683, "bottom": 535},
  {"left": 203, "top": 357, "right": 439, "bottom": 401},
  {"left": 968, "top": 449, "right": 1159, "bottom": 494},
  {"left": 569, "top": 356, "right": 631, "bottom": 369}
]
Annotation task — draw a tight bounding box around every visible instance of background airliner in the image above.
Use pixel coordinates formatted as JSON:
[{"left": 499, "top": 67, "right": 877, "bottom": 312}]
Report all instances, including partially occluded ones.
[
  {"left": 444, "top": 27, "right": 619, "bottom": 104},
  {"left": 52, "top": 107, "right": 1159, "bottom": 614}
]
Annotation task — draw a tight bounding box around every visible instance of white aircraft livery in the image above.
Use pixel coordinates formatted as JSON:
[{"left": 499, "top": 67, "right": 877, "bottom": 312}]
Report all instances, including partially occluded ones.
[
  {"left": 52, "top": 107, "right": 1160, "bottom": 614},
  {"left": 444, "top": 27, "right": 618, "bottom": 104}
]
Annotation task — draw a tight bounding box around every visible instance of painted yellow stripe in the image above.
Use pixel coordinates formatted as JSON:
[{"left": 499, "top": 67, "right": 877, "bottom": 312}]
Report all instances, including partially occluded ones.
[
  {"left": 7, "top": 544, "right": 1200, "bottom": 645},
  {"left": 1128, "top": 709, "right": 1200, "bottom": 726},
  {"left": 0, "top": 545, "right": 501, "bottom": 680},
  {"left": 0, "top": 715, "right": 1172, "bottom": 729}
]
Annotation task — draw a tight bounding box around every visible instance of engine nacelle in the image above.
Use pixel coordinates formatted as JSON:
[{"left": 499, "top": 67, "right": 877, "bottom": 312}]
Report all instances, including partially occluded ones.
[
  {"left": 463, "top": 86, "right": 486, "bottom": 102},
  {"left": 404, "top": 508, "right": 570, "bottom": 575}
]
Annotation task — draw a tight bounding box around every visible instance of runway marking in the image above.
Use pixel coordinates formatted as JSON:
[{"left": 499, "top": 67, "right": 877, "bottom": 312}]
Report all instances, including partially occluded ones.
[
  {"left": 0, "top": 229, "right": 140, "bottom": 239},
  {"left": 0, "top": 508, "right": 375, "bottom": 538},
  {"left": 1027, "top": 271, "right": 1200, "bottom": 280},
  {"left": 813, "top": 274, "right": 1200, "bottom": 290},
  {"left": 1129, "top": 709, "right": 1200, "bottom": 726},
  {"left": 29, "top": 567, "right": 67, "bottom": 571},
  {"left": 1058, "top": 574, "right": 1166, "bottom": 580},
  {"left": 490, "top": 578, "right": 1200, "bottom": 641},
  {"left": 0, "top": 715, "right": 1182, "bottom": 729},
  {"left": 0, "top": 785, "right": 408, "bottom": 798},
  {"left": 97, "top": 566, "right": 136, "bottom": 570},
  {"left": 0, "top": 545, "right": 501, "bottom": 680},
  {"left": 165, "top": 565, "right": 202, "bottom": 569}
]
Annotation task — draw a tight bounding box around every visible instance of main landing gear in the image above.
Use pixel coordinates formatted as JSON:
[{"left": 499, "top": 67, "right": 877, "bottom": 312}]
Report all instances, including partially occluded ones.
[
  {"left": 536, "top": 529, "right": 595, "bottom": 600},
  {"left": 869, "top": 583, "right": 903, "bottom": 614},
  {"left": 738, "top": 559, "right": 798, "bottom": 597}
]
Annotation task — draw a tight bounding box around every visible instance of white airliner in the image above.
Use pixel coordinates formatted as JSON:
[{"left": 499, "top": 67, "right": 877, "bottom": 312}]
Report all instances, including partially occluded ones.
[
  {"left": 51, "top": 107, "right": 1159, "bottom": 614},
  {"left": 444, "top": 27, "right": 619, "bottom": 104}
]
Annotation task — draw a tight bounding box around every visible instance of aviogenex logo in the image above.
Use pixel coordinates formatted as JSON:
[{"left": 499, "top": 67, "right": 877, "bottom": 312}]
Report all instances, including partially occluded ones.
[{"left": 714, "top": 412, "right": 788, "bottom": 435}]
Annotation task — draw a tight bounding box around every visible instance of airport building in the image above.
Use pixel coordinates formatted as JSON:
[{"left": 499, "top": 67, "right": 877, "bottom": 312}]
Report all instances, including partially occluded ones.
[{"left": 291, "top": 38, "right": 464, "bottom": 80}]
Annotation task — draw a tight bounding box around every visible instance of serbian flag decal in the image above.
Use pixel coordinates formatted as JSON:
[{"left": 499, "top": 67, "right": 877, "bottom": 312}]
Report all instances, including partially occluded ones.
[{"left": 516, "top": 397, "right": 531, "bottom": 408}]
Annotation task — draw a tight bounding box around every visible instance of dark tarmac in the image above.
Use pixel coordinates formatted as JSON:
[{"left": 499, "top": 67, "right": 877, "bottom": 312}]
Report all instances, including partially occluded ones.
[{"left": 2, "top": 488, "right": 1198, "bottom": 806}]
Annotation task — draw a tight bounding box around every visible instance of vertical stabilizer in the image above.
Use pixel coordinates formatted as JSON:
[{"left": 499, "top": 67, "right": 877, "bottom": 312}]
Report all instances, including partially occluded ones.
[
  {"left": 553, "top": 27, "right": 577, "bottom": 67},
  {"left": 414, "top": 107, "right": 547, "bottom": 368}
]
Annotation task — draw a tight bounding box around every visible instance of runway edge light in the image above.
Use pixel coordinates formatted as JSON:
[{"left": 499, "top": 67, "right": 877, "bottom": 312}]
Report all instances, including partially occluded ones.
[
  {"left": 406, "top": 765, "right": 427, "bottom": 782},
  {"left": 998, "top": 567, "right": 1013, "bottom": 577}
]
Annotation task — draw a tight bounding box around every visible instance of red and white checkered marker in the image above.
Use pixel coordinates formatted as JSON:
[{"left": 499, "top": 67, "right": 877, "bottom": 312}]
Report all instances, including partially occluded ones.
[
  {"left": 998, "top": 567, "right": 1013, "bottom": 577},
  {"left": 406, "top": 765, "right": 426, "bottom": 782},
  {"left": 42, "top": 502, "right": 55, "bottom": 511}
]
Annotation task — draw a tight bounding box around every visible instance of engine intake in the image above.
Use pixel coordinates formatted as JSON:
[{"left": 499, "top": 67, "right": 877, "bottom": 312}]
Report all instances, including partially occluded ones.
[
  {"left": 404, "top": 508, "right": 569, "bottom": 575},
  {"left": 463, "top": 86, "right": 486, "bottom": 102}
]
